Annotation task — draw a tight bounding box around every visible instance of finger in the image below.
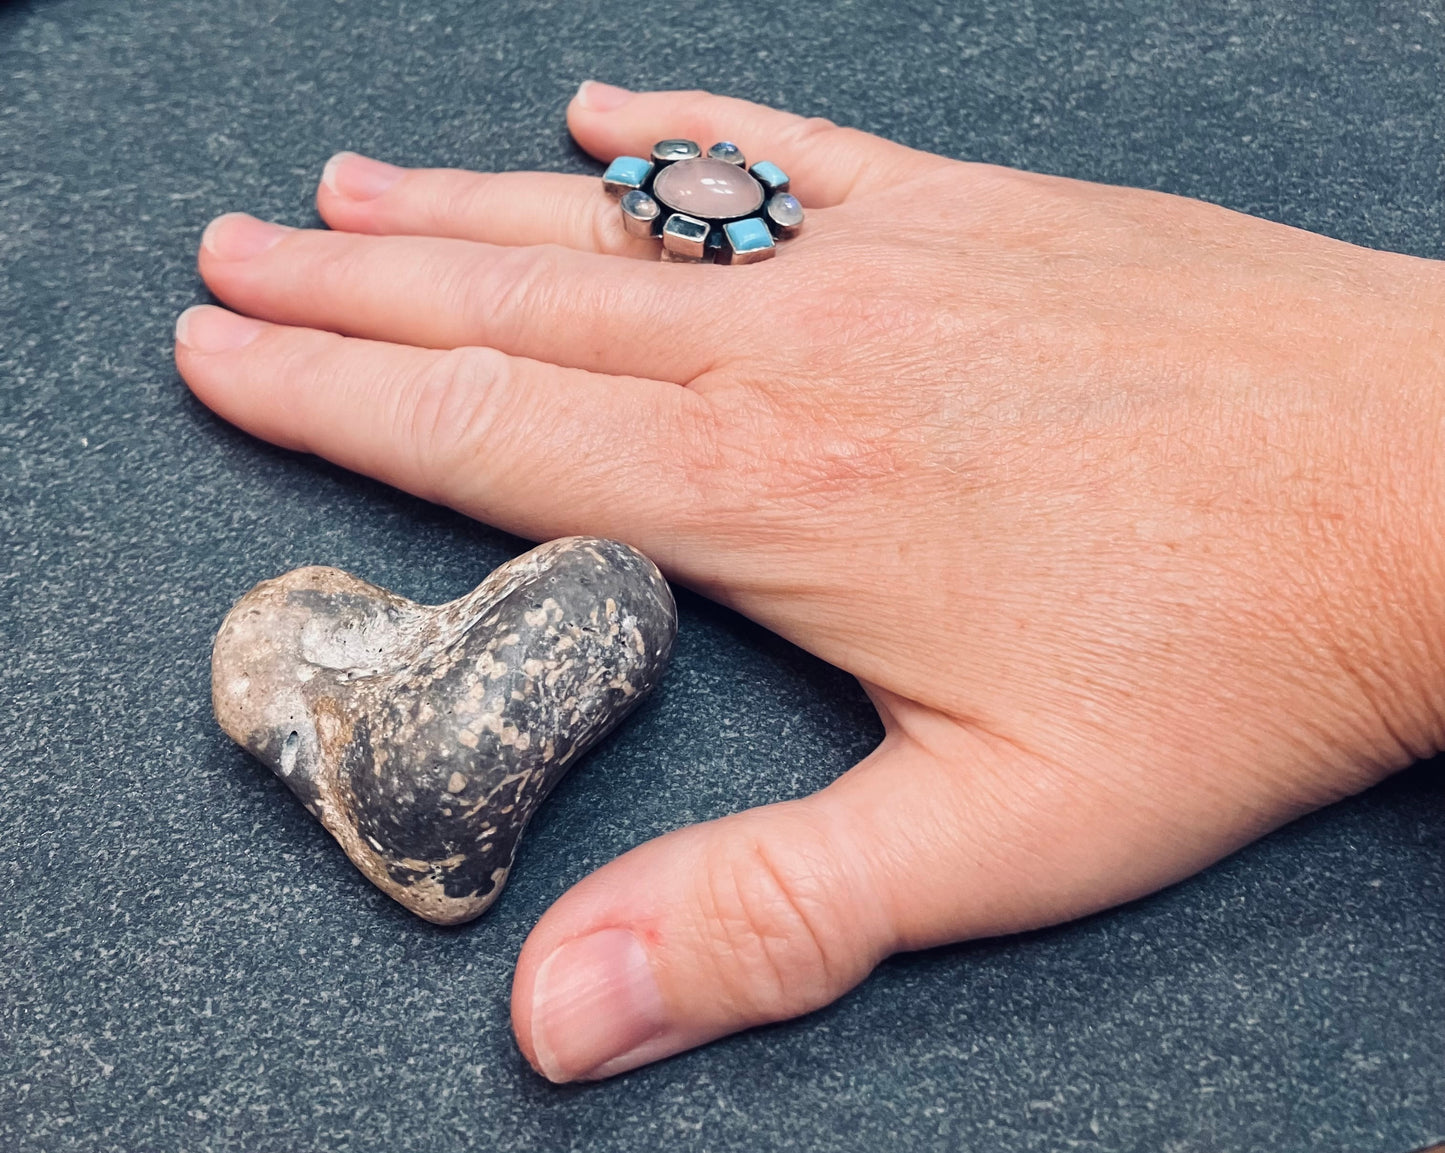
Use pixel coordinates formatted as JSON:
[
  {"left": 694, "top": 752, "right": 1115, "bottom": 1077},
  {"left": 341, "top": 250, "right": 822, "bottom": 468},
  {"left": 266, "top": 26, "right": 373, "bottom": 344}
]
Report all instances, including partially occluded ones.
[
  {"left": 174, "top": 304, "right": 716, "bottom": 549},
  {"left": 317, "top": 153, "right": 660, "bottom": 260},
  {"left": 196, "top": 213, "right": 728, "bottom": 385},
  {"left": 567, "top": 82, "right": 948, "bottom": 208}
]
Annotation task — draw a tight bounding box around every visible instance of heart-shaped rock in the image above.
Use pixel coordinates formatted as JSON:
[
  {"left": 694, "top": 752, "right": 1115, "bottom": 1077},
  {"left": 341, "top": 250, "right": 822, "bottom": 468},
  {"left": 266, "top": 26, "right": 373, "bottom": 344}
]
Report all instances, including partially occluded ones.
[{"left": 211, "top": 537, "right": 676, "bottom": 924}]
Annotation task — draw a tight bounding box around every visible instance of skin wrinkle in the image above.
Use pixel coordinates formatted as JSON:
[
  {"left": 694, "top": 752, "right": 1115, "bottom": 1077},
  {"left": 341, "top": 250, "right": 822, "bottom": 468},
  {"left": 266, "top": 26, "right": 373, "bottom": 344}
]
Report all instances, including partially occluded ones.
[
  {"left": 284, "top": 329, "right": 357, "bottom": 454},
  {"left": 448, "top": 170, "right": 507, "bottom": 238},
  {"left": 851, "top": 731, "right": 1150, "bottom": 946},
  {"left": 586, "top": 193, "right": 632, "bottom": 257},
  {"left": 449, "top": 241, "right": 550, "bottom": 349},
  {"left": 408, "top": 345, "right": 512, "bottom": 504},
  {"left": 724, "top": 831, "right": 842, "bottom": 1016}
]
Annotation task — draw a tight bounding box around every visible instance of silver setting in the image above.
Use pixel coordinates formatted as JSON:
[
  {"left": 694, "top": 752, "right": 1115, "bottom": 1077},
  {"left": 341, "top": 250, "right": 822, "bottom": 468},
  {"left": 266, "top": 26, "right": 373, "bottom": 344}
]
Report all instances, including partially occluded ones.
[
  {"left": 706, "top": 141, "right": 746, "bottom": 167},
  {"left": 717, "top": 239, "right": 776, "bottom": 266},
  {"left": 764, "top": 192, "right": 805, "bottom": 239},
  {"left": 651, "top": 139, "right": 701, "bottom": 164},
  {"left": 620, "top": 189, "right": 661, "bottom": 238},
  {"left": 661, "top": 213, "right": 710, "bottom": 260}
]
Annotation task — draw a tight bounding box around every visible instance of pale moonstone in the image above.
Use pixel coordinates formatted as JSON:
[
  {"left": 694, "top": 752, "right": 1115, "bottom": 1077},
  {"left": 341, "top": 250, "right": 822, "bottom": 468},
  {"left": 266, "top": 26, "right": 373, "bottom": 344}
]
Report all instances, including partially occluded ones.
[
  {"left": 766, "top": 192, "right": 804, "bottom": 230},
  {"left": 620, "top": 189, "right": 660, "bottom": 237},
  {"left": 706, "top": 141, "right": 746, "bottom": 166},
  {"left": 652, "top": 158, "right": 765, "bottom": 220}
]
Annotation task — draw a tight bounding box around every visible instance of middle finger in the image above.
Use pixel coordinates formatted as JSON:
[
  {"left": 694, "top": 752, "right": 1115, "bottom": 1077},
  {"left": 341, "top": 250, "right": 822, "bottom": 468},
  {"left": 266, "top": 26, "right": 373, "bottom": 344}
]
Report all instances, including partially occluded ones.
[{"left": 197, "top": 213, "right": 732, "bottom": 383}]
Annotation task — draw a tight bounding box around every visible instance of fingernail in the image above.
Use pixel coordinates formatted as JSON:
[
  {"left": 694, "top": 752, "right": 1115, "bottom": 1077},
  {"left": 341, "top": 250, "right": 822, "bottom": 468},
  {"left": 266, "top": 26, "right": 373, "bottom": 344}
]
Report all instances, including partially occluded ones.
[
  {"left": 529, "top": 928, "right": 668, "bottom": 1083},
  {"left": 575, "top": 80, "right": 634, "bottom": 112},
  {"left": 322, "top": 151, "right": 404, "bottom": 201},
  {"left": 201, "top": 213, "right": 289, "bottom": 261},
  {"left": 175, "top": 305, "right": 265, "bottom": 353}
]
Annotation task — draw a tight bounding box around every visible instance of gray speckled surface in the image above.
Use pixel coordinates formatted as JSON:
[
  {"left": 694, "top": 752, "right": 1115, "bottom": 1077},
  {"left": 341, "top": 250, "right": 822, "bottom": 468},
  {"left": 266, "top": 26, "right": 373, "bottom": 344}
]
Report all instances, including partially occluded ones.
[{"left": 0, "top": 1, "right": 1441, "bottom": 1150}]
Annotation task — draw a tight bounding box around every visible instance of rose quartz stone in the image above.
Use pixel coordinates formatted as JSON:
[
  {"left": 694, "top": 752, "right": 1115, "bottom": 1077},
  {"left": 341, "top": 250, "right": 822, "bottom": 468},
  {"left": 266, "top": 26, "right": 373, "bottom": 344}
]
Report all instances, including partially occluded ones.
[{"left": 651, "top": 158, "right": 765, "bottom": 220}]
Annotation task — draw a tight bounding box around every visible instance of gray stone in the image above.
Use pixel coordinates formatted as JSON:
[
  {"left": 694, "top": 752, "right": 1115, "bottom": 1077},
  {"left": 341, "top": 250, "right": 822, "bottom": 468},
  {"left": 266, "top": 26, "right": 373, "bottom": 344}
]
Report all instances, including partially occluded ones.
[{"left": 210, "top": 538, "right": 677, "bottom": 925}]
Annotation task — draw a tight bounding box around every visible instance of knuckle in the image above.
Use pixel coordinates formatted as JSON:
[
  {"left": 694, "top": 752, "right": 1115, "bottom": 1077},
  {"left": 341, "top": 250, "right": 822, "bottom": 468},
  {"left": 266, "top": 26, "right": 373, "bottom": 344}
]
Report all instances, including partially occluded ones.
[
  {"left": 666, "top": 393, "right": 729, "bottom": 506},
  {"left": 780, "top": 114, "right": 840, "bottom": 151},
  {"left": 308, "top": 233, "right": 364, "bottom": 298},
  {"left": 681, "top": 87, "right": 720, "bottom": 110},
  {"left": 445, "top": 170, "right": 499, "bottom": 229},
  {"left": 585, "top": 194, "right": 635, "bottom": 256},
  {"left": 270, "top": 329, "right": 349, "bottom": 446},
  {"left": 405, "top": 346, "right": 514, "bottom": 499},
  {"left": 695, "top": 822, "right": 854, "bottom": 1020},
  {"left": 671, "top": 387, "right": 779, "bottom": 526},
  {"left": 451, "top": 244, "right": 561, "bottom": 334}
]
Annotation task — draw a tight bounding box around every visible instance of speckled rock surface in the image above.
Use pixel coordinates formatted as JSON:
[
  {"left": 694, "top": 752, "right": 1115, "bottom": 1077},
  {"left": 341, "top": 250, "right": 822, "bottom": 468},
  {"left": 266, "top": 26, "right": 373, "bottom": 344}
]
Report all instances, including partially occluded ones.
[
  {"left": 0, "top": 1, "right": 1442, "bottom": 1151},
  {"left": 212, "top": 539, "right": 676, "bottom": 923}
]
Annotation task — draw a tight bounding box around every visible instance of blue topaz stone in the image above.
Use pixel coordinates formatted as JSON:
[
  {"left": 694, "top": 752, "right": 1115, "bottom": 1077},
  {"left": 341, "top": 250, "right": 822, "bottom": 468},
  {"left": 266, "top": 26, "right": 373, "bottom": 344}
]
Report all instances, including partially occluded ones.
[
  {"left": 603, "top": 155, "right": 653, "bottom": 196},
  {"left": 661, "top": 212, "right": 710, "bottom": 260},
  {"left": 719, "top": 216, "right": 776, "bottom": 264},
  {"left": 651, "top": 139, "right": 702, "bottom": 164},
  {"left": 748, "top": 160, "right": 790, "bottom": 194}
]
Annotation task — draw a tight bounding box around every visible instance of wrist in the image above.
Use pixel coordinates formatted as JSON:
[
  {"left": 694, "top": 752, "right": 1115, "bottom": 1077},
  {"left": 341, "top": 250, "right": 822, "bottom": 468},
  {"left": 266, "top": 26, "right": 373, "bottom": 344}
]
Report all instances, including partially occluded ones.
[
  {"left": 1332, "top": 252, "right": 1445, "bottom": 773},
  {"left": 1399, "top": 259, "right": 1445, "bottom": 755}
]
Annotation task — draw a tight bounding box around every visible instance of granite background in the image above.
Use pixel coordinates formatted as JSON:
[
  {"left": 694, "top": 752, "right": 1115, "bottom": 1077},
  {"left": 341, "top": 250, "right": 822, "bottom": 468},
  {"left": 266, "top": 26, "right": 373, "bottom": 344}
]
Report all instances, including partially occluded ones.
[{"left": 1, "top": 0, "right": 1442, "bottom": 1150}]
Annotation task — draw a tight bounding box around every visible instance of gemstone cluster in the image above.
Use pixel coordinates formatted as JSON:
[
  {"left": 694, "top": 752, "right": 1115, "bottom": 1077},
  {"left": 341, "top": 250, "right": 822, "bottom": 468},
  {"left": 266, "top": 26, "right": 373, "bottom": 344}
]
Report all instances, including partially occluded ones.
[{"left": 602, "top": 139, "right": 805, "bottom": 264}]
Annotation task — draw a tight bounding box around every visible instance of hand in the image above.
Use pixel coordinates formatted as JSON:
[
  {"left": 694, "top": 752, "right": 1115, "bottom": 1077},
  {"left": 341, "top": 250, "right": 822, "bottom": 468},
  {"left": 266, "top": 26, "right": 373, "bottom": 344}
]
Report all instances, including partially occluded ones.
[{"left": 175, "top": 82, "right": 1445, "bottom": 1082}]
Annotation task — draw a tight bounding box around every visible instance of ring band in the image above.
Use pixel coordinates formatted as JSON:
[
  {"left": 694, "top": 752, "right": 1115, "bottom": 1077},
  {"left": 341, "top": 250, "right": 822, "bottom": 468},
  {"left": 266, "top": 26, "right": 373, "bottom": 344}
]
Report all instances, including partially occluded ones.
[{"left": 602, "top": 139, "right": 804, "bottom": 264}]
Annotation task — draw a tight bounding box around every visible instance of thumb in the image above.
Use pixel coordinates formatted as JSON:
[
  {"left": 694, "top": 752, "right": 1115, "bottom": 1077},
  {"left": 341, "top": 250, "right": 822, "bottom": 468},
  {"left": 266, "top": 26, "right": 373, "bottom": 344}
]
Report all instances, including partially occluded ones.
[
  {"left": 511, "top": 684, "right": 1299, "bottom": 1081},
  {"left": 511, "top": 712, "right": 1048, "bottom": 1083}
]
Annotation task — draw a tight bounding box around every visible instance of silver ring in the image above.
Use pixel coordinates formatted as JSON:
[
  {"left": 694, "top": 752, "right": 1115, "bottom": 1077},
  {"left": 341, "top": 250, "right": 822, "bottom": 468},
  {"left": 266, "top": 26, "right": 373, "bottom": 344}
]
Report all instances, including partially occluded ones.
[{"left": 602, "top": 139, "right": 804, "bottom": 264}]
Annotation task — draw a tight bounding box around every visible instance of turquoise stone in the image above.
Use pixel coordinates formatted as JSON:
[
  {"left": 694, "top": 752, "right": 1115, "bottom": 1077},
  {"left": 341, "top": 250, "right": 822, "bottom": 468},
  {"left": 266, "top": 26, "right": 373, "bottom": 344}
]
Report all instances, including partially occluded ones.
[
  {"left": 748, "top": 160, "right": 790, "bottom": 193},
  {"left": 723, "top": 216, "right": 774, "bottom": 254},
  {"left": 602, "top": 155, "right": 653, "bottom": 194}
]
